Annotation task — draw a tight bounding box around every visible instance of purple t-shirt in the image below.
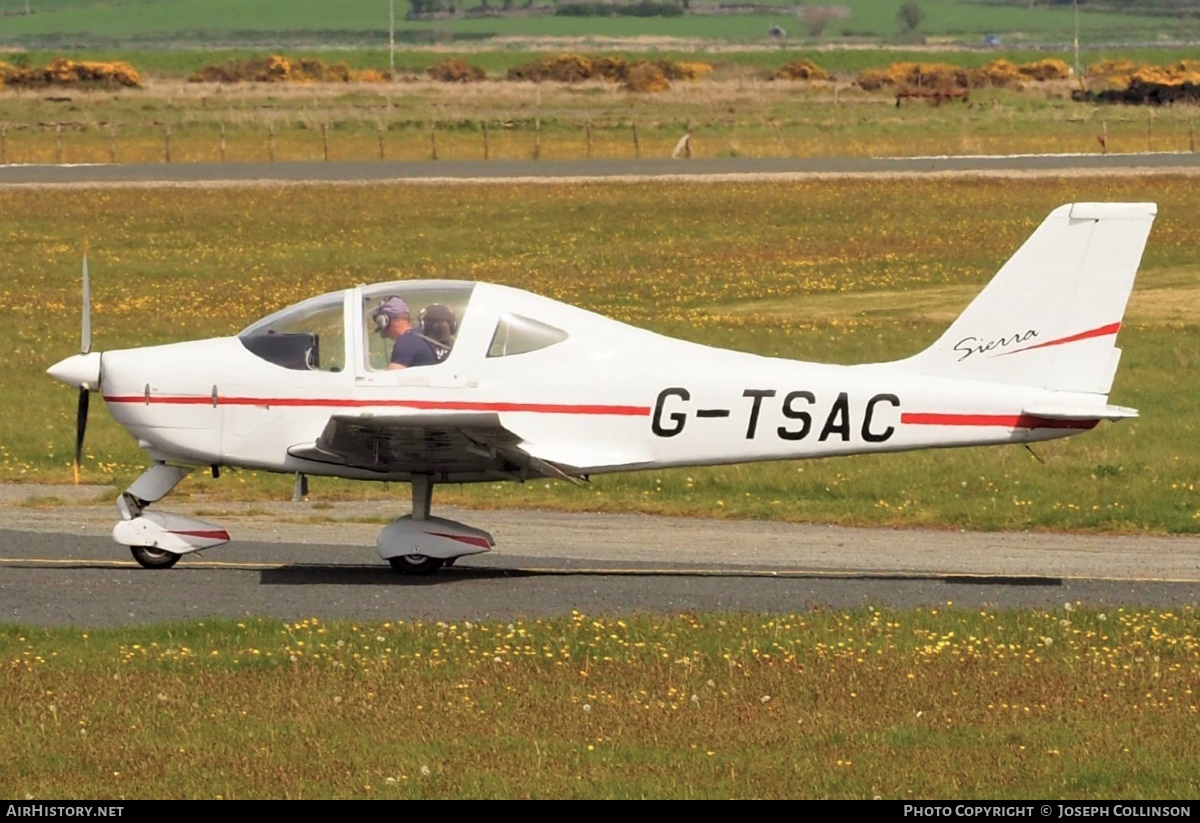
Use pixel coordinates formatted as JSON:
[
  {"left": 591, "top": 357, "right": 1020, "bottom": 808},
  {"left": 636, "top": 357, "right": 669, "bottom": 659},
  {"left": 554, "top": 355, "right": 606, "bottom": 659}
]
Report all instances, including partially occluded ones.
[{"left": 390, "top": 331, "right": 438, "bottom": 368}]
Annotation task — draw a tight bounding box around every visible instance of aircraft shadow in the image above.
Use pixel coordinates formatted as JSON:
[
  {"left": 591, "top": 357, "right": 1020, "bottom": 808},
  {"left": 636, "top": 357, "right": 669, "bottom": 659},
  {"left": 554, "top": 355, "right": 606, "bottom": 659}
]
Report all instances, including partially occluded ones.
[
  {"left": 256, "top": 564, "right": 1064, "bottom": 587},
  {"left": 258, "top": 564, "right": 536, "bottom": 586}
]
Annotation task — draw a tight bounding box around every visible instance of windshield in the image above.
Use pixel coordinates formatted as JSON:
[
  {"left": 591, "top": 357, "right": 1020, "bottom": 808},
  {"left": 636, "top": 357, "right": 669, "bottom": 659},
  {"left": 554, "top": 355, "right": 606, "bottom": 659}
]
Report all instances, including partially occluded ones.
[{"left": 239, "top": 291, "right": 345, "bottom": 372}]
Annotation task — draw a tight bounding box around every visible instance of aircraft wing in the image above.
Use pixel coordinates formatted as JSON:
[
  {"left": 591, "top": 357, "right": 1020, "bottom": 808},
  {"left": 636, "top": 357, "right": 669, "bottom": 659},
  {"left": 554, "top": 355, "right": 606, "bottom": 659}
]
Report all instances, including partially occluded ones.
[{"left": 286, "top": 412, "right": 584, "bottom": 483}]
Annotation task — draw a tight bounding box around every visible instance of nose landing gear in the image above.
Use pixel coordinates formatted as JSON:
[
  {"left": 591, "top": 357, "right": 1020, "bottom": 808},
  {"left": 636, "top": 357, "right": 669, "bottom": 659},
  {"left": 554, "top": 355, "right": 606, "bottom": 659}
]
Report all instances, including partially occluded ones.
[{"left": 111, "top": 463, "right": 230, "bottom": 569}]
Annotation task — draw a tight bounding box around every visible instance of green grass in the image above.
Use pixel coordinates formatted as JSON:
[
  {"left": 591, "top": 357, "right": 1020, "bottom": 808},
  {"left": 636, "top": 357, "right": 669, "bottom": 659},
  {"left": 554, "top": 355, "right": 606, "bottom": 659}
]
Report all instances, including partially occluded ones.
[
  {"left": 3, "top": 176, "right": 1198, "bottom": 532},
  {"left": 2, "top": 608, "right": 1198, "bottom": 798},
  {"left": 0, "top": 0, "right": 1197, "bottom": 46}
]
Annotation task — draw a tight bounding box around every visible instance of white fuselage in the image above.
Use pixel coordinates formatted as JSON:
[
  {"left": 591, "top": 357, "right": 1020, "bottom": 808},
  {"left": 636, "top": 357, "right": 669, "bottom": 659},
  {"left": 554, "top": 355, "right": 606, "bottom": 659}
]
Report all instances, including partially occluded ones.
[{"left": 96, "top": 301, "right": 1094, "bottom": 482}]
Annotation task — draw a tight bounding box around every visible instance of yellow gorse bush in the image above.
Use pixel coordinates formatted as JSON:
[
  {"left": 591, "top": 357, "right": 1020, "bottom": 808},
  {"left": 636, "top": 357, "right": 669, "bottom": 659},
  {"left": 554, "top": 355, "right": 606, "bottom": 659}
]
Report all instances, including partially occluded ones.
[
  {"left": 505, "top": 53, "right": 712, "bottom": 91},
  {"left": 856, "top": 59, "right": 1070, "bottom": 92},
  {"left": 188, "top": 54, "right": 388, "bottom": 84},
  {"left": 0, "top": 57, "right": 140, "bottom": 88}
]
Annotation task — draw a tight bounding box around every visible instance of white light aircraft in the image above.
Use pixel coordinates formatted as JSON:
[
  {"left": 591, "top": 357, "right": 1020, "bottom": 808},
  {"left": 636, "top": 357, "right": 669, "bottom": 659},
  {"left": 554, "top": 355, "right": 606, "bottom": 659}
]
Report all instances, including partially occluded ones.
[{"left": 47, "top": 202, "right": 1156, "bottom": 573}]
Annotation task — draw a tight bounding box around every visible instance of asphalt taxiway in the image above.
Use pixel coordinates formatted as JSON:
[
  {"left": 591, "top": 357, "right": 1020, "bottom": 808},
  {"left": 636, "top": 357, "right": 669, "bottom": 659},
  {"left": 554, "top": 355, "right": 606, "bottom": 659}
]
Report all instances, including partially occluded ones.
[
  {"left": 1, "top": 487, "right": 1196, "bottom": 626},
  {"left": 1, "top": 153, "right": 1198, "bottom": 187}
]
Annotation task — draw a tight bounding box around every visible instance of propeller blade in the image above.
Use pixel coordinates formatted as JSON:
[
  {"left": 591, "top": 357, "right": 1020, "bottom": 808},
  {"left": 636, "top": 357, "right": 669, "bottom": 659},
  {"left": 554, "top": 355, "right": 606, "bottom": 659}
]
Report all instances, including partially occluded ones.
[
  {"left": 81, "top": 245, "right": 91, "bottom": 355},
  {"left": 74, "top": 387, "right": 89, "bottom": 485}
]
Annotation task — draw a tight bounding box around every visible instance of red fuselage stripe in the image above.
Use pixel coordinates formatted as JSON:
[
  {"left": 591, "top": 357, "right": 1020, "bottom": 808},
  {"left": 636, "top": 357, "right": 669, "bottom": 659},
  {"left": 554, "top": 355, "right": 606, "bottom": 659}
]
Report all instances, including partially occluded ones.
[
  {"left": 426, "top": 532, "right": 492, "bottom": 549},
  {"left": 167, "top": 529, "right": 231, "bottom": 540},
  {"left": 997, "top": 322, "right": 1121, "bottom": 357},
  {"left": 902, "top": 412, "right": 1098, "bottom": 430},
  {"left": 103, "top": 396, "right": 651, "bottom": 416}
]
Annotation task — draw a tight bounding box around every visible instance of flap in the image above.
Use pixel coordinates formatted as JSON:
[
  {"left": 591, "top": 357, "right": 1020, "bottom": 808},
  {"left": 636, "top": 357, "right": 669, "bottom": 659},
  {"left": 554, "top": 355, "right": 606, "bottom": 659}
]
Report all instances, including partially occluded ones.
[{"left": 519, "top": 439, "right": 654, "bottom": 473}]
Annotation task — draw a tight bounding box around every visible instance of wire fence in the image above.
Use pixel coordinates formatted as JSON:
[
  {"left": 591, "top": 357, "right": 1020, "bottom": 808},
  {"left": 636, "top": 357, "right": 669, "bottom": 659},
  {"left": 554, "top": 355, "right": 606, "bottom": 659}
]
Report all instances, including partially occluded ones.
[{"left": 0, "top": 114, "right": 1196, "bottom": 165}]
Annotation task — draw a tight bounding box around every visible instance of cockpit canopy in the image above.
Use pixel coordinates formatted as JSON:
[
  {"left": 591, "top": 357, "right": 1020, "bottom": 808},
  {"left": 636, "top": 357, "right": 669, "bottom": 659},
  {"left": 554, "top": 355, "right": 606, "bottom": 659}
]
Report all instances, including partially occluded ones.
[{"left": 237, "top": 281, "right": 571, "bottom": 373}]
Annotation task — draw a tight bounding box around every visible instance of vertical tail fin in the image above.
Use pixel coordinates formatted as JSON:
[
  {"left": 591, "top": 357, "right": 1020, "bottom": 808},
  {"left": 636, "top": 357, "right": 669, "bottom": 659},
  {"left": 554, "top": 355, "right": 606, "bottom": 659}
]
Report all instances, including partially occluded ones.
[{"left": 895, "top": 202, "right": 1156, "bottom": 395}]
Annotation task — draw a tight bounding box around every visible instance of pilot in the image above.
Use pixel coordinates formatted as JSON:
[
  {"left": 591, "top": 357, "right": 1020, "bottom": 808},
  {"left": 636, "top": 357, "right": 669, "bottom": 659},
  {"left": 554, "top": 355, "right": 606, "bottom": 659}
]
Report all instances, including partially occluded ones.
[
  {"left": 420, "top": 303, "right": 457, "bottom": 363},
  {"left": 371, "top": 296, "right": 437, "bottom": 370}
]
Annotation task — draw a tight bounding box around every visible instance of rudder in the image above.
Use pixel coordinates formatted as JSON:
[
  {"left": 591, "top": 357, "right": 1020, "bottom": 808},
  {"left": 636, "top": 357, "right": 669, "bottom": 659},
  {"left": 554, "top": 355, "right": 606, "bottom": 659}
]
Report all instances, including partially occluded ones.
[{"left": 895, "top": 202, "right": 1156, "bottom": 395}]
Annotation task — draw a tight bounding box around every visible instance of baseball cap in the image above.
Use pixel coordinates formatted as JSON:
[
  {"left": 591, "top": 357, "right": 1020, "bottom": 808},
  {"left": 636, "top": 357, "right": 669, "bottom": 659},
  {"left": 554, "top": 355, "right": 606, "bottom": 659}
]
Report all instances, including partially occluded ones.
[{"left": 372, "top": 296, "right": 410, "bottom": 323}]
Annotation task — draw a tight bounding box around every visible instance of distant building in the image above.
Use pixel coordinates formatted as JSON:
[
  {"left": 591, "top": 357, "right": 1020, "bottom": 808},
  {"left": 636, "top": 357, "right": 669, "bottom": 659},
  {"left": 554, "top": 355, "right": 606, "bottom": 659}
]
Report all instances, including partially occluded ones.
[{"left": 983, "top": 34, "right": 1002, "bottom": 47}]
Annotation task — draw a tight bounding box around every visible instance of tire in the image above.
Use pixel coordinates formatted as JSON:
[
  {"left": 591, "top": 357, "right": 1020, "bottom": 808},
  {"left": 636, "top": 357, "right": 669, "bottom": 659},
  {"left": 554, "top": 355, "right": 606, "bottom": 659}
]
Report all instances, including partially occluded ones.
[
  {"left": 130, "top": 545, "right": 181, "bottom": 570},
  {"left": 387, "top": 554, "right": 444, "bottom": 575}
]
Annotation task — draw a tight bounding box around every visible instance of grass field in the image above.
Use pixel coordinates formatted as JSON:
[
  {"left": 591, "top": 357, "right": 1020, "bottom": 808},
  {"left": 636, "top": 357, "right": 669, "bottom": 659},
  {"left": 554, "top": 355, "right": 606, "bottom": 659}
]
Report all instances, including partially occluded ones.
[
  {"left": 5, "top": 42, "right": 1198, "bottom": 167},
  {"left": 2, "top": 608, "right": 1198, "bottom": 798},
  {"left": 3, "top": 175, "right": 1198, "bottom": 533},
  {"left": 2, "top": 0, "right": 1197, "bottom": 46},
  {"left": 2, "top": 75, "right": 1198, "bottom": 165}
]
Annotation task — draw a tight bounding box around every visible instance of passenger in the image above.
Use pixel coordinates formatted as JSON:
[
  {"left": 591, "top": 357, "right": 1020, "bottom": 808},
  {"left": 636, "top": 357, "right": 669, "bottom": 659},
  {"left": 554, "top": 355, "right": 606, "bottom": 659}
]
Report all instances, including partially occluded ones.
[
  {"left": 420, "top": 304, "right": 457, "bottom": 363},
  {"left": 371, "top": 296, "right": 437, "bottom": 370}
]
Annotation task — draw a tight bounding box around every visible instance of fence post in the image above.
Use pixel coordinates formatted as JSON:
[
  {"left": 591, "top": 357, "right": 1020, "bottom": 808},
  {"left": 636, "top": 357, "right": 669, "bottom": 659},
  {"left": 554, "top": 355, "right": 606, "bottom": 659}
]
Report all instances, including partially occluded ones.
[
  {"left": 268, "top": 124, "right": 275, "bottom": 162},
  {"left": 1147, "top": 109, "right": 1153, "bottom": 153},
  {"left": 1191, "top": 119, "right": 1195, "bottom": 153},
  {"left": 220, "top": 123, "right": 226, "bottom": 162},
  {"left": 534, "top": 117, "right": 541, "bottom": 160},
  {"left": 55, "top": 124, "right": 63, "bottom": 163},
  {"left": 585, "top": 120, "right": 592, "bottom": 159},
  {"left": 1, "top": 125, "right": 6, "bottom": 165},
  {"left": 672, "top": 130, "right": 691, "bottom": 159},
  {"left": 1099, "top": 120, "right": 1108, "bottom": 154},
  {"left": 632, "top": 121, "right": 640, "bottom": 159},
  {"left": 163, "top": 125, "right": 171, "bottom": 163},
  {"left": 771, "top": 119, "right": 787, "bottom": 156},
  {"left": 430, "top": 123, "right": 438, "bottom": 161},
  {"left": 482, "top": 120, "right": 489, "bottom": 161},
  {"left": 108, "top": 124, "right": 116, "bottom": 164},
  {"left": 378, "top": 125, "right": 385, "bottom": 161},
  {"left": 322, "top": 122, "right": 329, "bottom": 162}
]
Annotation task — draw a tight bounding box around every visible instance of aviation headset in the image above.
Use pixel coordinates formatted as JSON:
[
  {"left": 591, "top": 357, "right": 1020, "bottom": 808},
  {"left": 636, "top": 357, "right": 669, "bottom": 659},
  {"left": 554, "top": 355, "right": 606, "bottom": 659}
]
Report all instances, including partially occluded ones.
[
  {"left": 420, "top": 304, "right": 458, "bottom": 336},
  {"left": 372, "top": 297, "right": 410, "bottom": 336}
]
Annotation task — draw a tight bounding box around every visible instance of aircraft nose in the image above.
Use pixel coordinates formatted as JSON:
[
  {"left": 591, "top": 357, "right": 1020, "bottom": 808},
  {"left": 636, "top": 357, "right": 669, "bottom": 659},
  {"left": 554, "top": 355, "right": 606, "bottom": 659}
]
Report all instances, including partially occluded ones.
[{"left": 47, "top": 352, "right": 102, "bottom": 390}]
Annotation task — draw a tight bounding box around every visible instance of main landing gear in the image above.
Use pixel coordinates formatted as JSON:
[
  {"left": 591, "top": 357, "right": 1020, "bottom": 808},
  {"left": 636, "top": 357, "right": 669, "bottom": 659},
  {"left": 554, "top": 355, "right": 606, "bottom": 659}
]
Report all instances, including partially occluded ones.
[{"left": 377, "top": 474, "right": 494, "bottom": 575}]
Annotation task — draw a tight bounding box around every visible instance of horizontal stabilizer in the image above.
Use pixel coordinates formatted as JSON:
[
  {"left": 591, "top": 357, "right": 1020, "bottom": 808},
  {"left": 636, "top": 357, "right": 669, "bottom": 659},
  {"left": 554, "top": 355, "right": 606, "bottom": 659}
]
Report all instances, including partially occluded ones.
[{"left": 1021, "top": 403, "right": 1138, "bottom": 421}]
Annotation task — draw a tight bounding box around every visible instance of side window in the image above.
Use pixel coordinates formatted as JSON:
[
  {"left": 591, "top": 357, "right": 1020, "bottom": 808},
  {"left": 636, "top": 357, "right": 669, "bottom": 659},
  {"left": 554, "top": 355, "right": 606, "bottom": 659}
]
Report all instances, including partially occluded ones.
[
  {"left": 363, "top": 288, "right": 469, "bottom": 371},
  {"left": 487, "top": 314, "right": 568, "bottom": 358}
]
